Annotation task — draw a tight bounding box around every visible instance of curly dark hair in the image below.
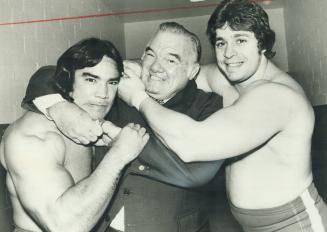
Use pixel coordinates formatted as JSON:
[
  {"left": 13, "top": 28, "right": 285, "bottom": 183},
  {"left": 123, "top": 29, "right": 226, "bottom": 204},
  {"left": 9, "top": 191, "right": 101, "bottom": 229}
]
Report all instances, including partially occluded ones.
[
  {"left": 206, "top": 0, "right": 276, "bottom": 59},
  {"left": 54, "top": 38, "right": 123, "bottom": 99}
]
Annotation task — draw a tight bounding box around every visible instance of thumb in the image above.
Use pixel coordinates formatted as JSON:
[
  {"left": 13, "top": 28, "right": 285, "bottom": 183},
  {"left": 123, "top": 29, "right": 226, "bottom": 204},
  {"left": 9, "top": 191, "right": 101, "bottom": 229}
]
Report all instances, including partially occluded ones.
[
  {"left": 123, "top": 60, "right": 142, "bottom": 76},
  {"left": 102, "top": 121, "right": 121, "bottom": 139}
]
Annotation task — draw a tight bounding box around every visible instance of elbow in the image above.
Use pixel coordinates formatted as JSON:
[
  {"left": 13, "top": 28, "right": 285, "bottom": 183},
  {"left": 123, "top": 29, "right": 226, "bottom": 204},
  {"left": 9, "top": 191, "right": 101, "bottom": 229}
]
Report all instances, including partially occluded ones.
[
  {"left": 41, "top": 211, "right": 85, "bottom": 232},
  {"left": 52, "top": 214, "right": 90, "bottom": 232},
  {"left": 163, "top": 131, "right": 199, "bottom": 163},
  {"left": 175, "top": 147, "right": 198, "bottom": 163},
  {"left": 40, "top": 219, "right": 70, "bottom": 232},
  {"left": 179, "top": 154, "right": 196, "bottom": 163},
  {"left": 167, "top": 134, "right": 199, "bottom": 163},
  {"left": 47, "top": 222, "right": 84, "bottom": 232}
]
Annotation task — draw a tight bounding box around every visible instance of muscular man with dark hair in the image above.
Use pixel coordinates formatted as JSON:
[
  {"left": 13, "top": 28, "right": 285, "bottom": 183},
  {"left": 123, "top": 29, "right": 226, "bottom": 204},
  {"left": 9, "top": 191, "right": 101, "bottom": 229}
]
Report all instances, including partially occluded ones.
[{"left": 0, "top": 38, "right": 149, "bottom": 232}]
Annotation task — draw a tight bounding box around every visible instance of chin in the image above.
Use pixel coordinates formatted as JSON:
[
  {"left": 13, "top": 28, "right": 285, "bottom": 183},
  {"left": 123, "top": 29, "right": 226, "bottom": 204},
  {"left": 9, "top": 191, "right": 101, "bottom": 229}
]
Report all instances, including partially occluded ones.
[
  {"left": 225, "top": 71, "right": 242, "bottom": 81},
  {"left": 147, "top": 89, "right": 166, "bottom": 98},
  {"left": 89, "top": 112, "right": 107, "bottom": 120}
]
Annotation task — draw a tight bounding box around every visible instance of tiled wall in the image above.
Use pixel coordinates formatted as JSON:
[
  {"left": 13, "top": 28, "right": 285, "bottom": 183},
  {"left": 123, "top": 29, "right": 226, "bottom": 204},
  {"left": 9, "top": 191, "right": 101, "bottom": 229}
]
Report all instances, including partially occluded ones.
[
  {"left": 0, "top": 0, "right": 125, "bottom": 123},
  {"left": 284, "top": 0, "right": 327, "bottom": 106}
]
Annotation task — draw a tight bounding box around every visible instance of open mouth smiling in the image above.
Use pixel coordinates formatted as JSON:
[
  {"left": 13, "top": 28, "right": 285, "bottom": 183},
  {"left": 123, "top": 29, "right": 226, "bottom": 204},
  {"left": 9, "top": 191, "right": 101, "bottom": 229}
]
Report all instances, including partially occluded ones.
[
  {"left": 225, "top": 61, "right": 243, "bottom": 67},
  {"left": 149, "top": 75, "right": 167, "bottom": 81}
]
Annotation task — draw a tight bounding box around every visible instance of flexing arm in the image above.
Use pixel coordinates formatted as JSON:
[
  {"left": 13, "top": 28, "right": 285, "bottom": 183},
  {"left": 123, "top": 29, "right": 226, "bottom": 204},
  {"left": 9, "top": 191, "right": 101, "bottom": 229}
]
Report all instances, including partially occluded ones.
[
  {"left": 104, "top": 102, "right": 224, "bottom": 187},
  {"left": 119, "top": 76, "right": 302, "bottom": 162},
  {"left": 4, "top": 124, "right": 148, "bottom": 232}
]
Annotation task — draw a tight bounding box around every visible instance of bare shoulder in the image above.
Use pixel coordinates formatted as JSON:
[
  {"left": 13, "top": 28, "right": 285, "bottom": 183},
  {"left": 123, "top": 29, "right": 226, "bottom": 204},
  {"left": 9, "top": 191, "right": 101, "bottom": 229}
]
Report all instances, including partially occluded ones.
[
  {"left": 3, "top": 112, "right": 66, "bottom": 171},
  {"left": 266, "top": 61, "right": 306, "bottom": 94},
  {"left": 236, "top": 75, "right": 314, "bottom": 133},
  {"left": 241, "top": 80, "right": 310, "bottom": 112},
  {"left": 242, "top": 61, "right": 309, "bottom": 107}
]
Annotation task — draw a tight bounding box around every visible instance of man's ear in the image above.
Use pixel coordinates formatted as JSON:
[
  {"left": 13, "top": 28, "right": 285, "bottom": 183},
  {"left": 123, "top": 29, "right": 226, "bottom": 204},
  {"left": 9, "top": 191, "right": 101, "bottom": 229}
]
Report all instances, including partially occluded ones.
[{"left": 188, "top": 63, "right": 200, "bottom": 80}]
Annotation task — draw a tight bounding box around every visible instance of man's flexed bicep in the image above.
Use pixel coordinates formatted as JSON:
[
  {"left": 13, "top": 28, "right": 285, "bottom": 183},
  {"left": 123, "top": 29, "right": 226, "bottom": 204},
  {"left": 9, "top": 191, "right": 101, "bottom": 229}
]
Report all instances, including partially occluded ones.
[
  {"left": 140, "top": 84, "right": 299, "bottom": 162},
  {"left": 3, "top": 121, "right": 149, "bottom": 232},
  {"left": 4, "top": 131, "right": 74, "bottom": 231}
]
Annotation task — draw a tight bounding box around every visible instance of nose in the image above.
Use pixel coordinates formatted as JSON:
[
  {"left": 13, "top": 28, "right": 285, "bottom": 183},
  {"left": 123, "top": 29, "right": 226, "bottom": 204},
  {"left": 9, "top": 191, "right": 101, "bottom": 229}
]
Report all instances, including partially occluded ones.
[
  {"left": 224, "top": 43, "right": 236, "bottom": 58},
  {"left": 150, "top": 58, "right": 164, "bottom": 73},
  {"left": 96, "top": 84, "right": 109, "bottom": 99}
]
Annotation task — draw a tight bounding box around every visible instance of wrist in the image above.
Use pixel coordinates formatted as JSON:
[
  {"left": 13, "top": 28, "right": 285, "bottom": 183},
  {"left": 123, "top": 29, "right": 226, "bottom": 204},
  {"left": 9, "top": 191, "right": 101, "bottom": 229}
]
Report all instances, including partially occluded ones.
[
  {"left": 48, "top": 101, "right": 70, "bottom": 121},
  {"left": 33, "top": 94, "right": 66, "bottom": 120},
  {"left": 131, "top": 91, "right": 149, "bottom": 111},
  {"left": 105, "top": 147, "right": 130, "bottom": 169}
]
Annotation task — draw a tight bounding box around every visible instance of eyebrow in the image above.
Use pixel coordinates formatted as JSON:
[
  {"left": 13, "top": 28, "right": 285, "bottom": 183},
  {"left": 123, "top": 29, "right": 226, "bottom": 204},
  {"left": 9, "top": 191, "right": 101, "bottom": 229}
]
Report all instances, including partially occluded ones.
[
  {"left": 216, "top": 33, "right": 252, "bottom": 41},
  {"left": 167, "top": 52, "right": 181, "bottom": 62},
  {"left": 82, "top": 72, "right": 120, "bottom": 81},
  {"left": 233, "top": 33, "right": 252, "bottom": 38},
  {"left": 145, "top": 46, "right": 153, "bottom": 53},
  {"left": 145, "top": 46, "right": 181, "bottom": 62},
  {"left": 82, "top": 72, "right": 99, "bottom": 79}
]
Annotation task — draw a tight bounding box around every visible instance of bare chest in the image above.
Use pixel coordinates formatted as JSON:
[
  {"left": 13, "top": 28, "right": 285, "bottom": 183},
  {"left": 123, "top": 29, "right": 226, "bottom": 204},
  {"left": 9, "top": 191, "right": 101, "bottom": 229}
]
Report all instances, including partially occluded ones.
[{"left": 225, "top": 139, "right": 312, "bottom": 208}]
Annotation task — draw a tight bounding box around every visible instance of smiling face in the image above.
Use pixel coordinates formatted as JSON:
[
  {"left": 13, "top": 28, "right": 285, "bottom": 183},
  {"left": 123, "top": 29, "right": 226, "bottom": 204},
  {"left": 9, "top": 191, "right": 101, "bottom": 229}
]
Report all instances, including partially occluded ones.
[
  {"left": 214, "top": 25, "right": 264, "bottom": 84},
  {"left": 70, "top": 56, "right": 120, "bottom": 119},
  {"left": 141, "top": 31, "right": 199, "bottom": 100}
]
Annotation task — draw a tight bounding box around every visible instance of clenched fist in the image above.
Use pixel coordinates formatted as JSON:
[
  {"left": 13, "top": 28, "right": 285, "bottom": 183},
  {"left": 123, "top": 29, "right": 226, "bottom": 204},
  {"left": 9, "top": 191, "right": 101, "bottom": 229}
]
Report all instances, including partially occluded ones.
[
  {"left": 48, "top": 101, "right": 102, "bottom": 144},
  {"left": 109, "top": 123, "right": 149, "bottom": 164}
]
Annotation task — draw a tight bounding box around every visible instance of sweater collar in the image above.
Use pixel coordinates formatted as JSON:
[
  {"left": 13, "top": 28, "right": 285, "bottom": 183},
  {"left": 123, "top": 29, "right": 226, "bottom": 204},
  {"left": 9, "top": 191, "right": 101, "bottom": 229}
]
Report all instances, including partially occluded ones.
[{"left": 163, "top": 80, "right": 197, "bottom": 110}]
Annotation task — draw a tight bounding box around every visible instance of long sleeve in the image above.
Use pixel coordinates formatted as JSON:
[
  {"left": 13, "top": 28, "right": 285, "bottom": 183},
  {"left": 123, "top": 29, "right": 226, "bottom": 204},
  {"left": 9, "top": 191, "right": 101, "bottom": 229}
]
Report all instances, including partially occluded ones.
[{"left": 21, "top": 65, "right": 58, "bottom": 112}]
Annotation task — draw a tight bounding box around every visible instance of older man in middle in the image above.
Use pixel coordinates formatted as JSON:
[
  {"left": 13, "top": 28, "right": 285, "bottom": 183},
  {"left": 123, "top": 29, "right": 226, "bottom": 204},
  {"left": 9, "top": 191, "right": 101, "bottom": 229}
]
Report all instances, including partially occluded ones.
[{"left": 22, "top": 22, "right": 225, "bottom": 232}]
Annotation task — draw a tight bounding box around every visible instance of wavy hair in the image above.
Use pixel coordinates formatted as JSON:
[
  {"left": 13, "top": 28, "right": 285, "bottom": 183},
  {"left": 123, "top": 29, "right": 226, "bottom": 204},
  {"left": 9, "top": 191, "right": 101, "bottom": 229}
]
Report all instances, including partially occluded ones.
[
  {"left": 206, "top": 0, "right": 276, "bottom": 58},
  {"left": 54, "top": 38, "right": 123, "bottom": 99}
]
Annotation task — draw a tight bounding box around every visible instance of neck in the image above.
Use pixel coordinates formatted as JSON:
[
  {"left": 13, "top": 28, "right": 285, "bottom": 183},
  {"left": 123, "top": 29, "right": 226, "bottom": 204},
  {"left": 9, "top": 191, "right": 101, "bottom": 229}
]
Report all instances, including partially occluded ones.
[{"left": 235, "top": 56, "right": 269, "bottom": 92}]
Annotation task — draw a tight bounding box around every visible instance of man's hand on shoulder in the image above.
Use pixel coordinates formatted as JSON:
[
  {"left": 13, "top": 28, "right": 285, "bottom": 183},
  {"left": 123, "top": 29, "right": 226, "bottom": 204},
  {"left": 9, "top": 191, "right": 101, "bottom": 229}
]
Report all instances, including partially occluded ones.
[
  {"left": 48, "top": 101, "right": 102, "bottom": 144},
  {"left": 118, "top": 73, "right": 148, "bottom": 111},
  {"left": 123, "top": 60, "right": 142, "bottom": 79},
  {"left": 118, "top": 60, "right": 149, "bottom": 110}
]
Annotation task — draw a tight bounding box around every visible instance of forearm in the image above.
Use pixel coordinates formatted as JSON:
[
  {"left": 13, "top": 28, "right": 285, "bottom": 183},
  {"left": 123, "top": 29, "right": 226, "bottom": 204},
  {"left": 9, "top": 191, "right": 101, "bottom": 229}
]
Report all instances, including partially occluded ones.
[
  {"left": 48, "top": 151, "right": 125, "bottom": 232},
  {"left": 50, "top": 123, "right": 148, "bottom": 231},
  {"left": 134, "top": 136, "right": 224, "bottom": 187},
  {"left": 140, "top": 98, "right": 198, "bottom": 162}
]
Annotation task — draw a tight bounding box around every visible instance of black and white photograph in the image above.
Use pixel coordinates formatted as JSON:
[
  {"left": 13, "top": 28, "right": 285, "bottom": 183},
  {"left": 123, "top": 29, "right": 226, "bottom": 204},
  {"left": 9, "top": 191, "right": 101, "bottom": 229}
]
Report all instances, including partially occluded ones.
[{"left": 0, "top": 0, "right": 326, "bottom": 231}]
